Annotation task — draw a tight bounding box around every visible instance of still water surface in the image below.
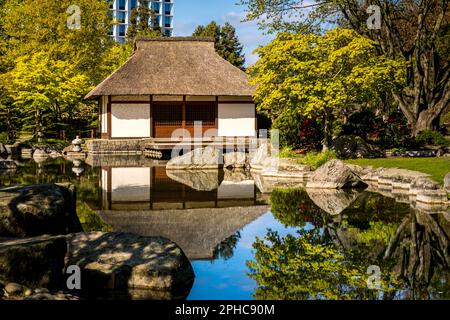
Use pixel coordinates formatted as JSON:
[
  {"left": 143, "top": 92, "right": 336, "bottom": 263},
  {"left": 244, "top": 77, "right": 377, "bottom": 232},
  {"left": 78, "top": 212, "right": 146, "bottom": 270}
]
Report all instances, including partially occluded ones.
[{"left": 0, "top": 156, "right": 449, "bottom": 300}]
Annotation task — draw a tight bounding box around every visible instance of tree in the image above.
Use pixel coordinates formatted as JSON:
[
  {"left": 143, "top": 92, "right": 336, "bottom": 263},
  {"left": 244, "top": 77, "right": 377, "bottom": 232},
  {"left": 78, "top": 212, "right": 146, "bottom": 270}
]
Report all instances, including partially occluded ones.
[
  {"left": 193, "top": 21, "right": 246, "bottom": 69},
  {"left": 126, "top": 0, "right": 161, "bottom": 40},
  {"left": 240, "top": 0, "right": 450, "bottom": 135},
  {"left": 247, "top": 228, "right": 382, "bottom": 300},
  {"left": 1, "top": 0, "right": 114, "bottom": 85},
  {"left": 0, "top": 0, "right": 131, "bottom": 139},
  {"left": 249, "top": 28, "right": 406, "bottom": 150},
  {"left": 1, "top": 52, "right": 90, "bottom": 136}
]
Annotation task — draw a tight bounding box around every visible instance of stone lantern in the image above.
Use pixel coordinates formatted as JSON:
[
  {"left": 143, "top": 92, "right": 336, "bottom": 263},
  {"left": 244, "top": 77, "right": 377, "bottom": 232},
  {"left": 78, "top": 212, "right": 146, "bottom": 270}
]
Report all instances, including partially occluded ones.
[{"left": 72, "top": 136, "right": 83, "bottom": 152}]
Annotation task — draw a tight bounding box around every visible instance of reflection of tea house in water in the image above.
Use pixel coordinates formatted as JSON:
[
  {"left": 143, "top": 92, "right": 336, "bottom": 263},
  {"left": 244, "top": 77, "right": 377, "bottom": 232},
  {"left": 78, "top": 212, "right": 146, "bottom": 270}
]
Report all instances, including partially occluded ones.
[
  {"left": 85, "top": 37, "right": 257, "bottom": 142},
  {"left": 91, "top": 160, "right": 268, "bottom": 260}
]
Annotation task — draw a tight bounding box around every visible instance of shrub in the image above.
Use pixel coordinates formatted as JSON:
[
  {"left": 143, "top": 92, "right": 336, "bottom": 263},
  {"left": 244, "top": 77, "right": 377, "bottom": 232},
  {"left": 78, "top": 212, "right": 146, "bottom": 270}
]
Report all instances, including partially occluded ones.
[
  {"left": 416, "top": 130, "right": 449, "bottom": 147},
  {"left": 0, "top": 132, "right": 14, "bottom": 145},
  {"left": 298, "top": 150, "right": 337, "bottom": 169},
  {"left": 273, "top": 109, "right": 323, "bottom": 151},
  {"left": 277, "top": 147, "right": 302, "bottom": 158}
]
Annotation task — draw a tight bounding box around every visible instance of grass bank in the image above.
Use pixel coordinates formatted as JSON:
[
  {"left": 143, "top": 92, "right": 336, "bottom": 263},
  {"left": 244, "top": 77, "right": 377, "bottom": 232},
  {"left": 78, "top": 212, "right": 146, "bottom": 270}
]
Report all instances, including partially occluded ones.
[{"left": 345, "top": 158, "right": 450, "bottom": 184}]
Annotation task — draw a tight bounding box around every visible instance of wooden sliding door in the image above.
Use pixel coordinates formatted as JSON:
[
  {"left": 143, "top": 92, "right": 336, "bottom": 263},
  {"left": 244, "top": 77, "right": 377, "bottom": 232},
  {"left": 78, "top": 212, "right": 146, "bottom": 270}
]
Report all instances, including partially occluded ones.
[
  {"left": 153, "top": 103, "right": 182, "bottom": 138},
  {"left": 185, "top": 102, "right": 217, "bottom": 136},
  {"left": 152, "top": 101, "right": 218, "bottom": 138}
]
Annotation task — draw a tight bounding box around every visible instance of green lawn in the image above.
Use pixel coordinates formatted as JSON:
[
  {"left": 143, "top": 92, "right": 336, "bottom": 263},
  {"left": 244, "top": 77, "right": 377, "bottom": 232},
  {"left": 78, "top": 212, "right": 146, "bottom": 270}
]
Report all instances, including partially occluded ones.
[{"left": 345, "top": 158, "right": 450, "bottom": 184}]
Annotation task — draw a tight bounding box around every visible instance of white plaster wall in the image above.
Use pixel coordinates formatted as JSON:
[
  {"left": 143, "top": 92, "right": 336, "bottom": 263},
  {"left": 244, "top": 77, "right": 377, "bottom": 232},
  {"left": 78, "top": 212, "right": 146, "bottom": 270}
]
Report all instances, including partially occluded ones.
[
  {"left": 218, "top": 103, "right": 256, "bottom": 137},
  {"left": 111, "top": 103, "right": 150, "bottom": 138},
  {"left": 111, "top": 167, "right": 151, "bottom": 202},
  {"left": 101, "top": 96, "right": 107, "bottom": 134},
  {"left": 218, "top": 181, "right": 255, "bottom": 199}
]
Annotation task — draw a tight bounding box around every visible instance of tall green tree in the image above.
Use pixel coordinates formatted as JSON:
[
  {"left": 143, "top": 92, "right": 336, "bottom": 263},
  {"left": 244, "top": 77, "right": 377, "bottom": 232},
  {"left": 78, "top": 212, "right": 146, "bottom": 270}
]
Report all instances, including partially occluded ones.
[
  {"left": 249, "top": 28, "right": 406, "bottom": 150},
  {"left": 193, "top": 21, "right": 246, "bottom": 69},
  {"left": 0, "top": 0, "right": 130, "bottom": 138},
  {"left": 126, "top": 0, "right": 161, "bottom": 41},
  {"left": 240, "top": 0, "right": 450, "bottom": 135},
  {"left": 1, "top": 52, "right": 90, "bottom": 135}
]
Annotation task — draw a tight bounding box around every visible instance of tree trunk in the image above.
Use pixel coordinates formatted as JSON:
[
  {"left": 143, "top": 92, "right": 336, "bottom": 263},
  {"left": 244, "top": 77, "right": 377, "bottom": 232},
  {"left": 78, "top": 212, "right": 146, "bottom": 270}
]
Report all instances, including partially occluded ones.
[
  {"left": 322, "top": 110, "right": 332, "bottom": 152},
  {"left": 412, "top": 110, "right": 438, "bottom": 136}
]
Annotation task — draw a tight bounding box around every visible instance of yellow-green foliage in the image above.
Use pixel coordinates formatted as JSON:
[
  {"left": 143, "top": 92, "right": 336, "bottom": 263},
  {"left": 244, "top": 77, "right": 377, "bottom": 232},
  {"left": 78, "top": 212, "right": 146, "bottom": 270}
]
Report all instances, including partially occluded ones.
[
  {"left": 247, "top": 229, "right": 401, "bottom": 300},
  {"left": 297, "top": 150, "right": 337, "bottom": 169},
  {"left": 249, "top": 28, "right": 407, "bottom": 119}
]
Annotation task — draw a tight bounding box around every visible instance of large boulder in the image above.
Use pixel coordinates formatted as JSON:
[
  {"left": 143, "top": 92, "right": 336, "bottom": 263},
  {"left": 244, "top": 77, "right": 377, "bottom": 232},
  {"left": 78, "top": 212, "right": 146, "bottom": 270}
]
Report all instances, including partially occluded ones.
[
  {"left": 306, "top": 189, "right": 361, "bottom": 215},
  {"left": 166, "top": 170, "right": 221, "bottom": 191},
  {"left": 33, "top": 148, "right": 49, "bottom": 159},
  {"left": 166, "top": 146, "right": 221, "bottom": 170},
  {"left": 0, "top": 184, "right": 82, "bottom": 237},
  {"left": 0, "top": 235, "right": 67, "bottom": 289},
  {"left": 306, "top": 160, "right": 368, "bottom": 189},
  {"left": 250, "top": 143, "right": 270, "bottom": 169},
  {"left": 445, "top": 173, "right": 450, "bottom": 194},
  {"left": 333, "top": 135, "right": 382, "bottom": 159},
  {"left": 65, "top": 232, "right": 194, "bottom": 300},
  {"left": 223, "top": 152, "right": 248, "bottom": 168}
]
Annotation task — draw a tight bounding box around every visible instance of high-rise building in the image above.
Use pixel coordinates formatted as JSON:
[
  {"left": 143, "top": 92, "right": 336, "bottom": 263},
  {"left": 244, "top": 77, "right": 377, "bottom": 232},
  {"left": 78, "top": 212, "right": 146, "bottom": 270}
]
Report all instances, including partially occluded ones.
[{"left": 108, "top": 0, "right": 174, "bottom": 43}]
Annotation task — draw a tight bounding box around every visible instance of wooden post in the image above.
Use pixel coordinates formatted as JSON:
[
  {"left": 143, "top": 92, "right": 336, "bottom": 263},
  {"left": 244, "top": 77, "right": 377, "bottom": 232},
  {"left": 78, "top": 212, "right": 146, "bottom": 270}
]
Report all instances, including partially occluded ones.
[
  {"left": 182, "top": 96, "right": 186, "bottom": 131},
  {"left": 91, "top": 129, "right": 94, "bottom": 139},
  {"left": 107, "top": 95, "right": 112, "bottom": 139}
]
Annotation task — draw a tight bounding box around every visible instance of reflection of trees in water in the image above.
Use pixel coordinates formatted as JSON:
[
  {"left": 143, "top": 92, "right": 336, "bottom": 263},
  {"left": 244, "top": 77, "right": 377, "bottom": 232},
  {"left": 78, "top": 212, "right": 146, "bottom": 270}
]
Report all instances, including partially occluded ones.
[
  {"left": 249, "top": 188, "right": 450, "bottom": 300},
  {"left": 213, "top": 231, "right": 242, "bottom": 261},
  {"left": 0, "top": 159, "right": 107, "bottom": 231}
]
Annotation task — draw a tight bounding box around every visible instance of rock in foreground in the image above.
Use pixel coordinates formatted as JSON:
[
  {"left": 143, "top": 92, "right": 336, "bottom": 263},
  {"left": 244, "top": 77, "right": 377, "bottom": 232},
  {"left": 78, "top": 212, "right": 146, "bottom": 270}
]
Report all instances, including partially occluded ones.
[
  {"left": 0, "top": 184, "right": 82, "bottom": 237},
  {"left": 66, "top": 232, "right": 194, "bottom": 300},
  {"left": 0, "top": 235, "right": 67, "bottom": 289},
  {"left": 306, "top": 160, "right": 368, "bottom": 189}
]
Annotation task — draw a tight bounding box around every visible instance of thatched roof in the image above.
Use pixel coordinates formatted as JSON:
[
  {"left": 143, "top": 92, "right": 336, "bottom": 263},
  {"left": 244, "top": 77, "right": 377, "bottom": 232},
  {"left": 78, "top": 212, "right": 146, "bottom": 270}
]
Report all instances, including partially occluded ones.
[
  {"left": 97, "top": 205, "right": 269, "bottom": 260},
  {"left": 85, "top": 37, "right": 255, "bottom": 99}
]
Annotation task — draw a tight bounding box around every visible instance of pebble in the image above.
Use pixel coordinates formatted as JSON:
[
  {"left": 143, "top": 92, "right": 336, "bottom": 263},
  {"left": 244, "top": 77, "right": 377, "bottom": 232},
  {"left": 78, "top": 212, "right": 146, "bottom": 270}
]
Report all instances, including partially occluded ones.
[
  {"left": 34, "top": 288, "right": 50, "bottom": 294},
  {"left": 24, "top": 288, "right": 33, "bottom": 297},
  {"left": 5, "top": 283, "right": 23, "bottom": 295}
]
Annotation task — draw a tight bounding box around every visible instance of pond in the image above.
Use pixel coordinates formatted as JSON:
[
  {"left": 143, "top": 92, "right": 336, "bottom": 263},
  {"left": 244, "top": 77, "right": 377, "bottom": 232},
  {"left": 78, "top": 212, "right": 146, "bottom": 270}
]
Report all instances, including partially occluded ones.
[{"left": 0, "top": 156, "right": 449, "bottom": 300}]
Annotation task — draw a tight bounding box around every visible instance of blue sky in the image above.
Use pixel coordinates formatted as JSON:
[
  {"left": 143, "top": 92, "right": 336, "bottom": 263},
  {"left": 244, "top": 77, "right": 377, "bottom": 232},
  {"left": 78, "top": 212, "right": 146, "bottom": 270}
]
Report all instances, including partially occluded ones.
[{"left": 172, "top": 0, "right": 274, "bottom": 66}]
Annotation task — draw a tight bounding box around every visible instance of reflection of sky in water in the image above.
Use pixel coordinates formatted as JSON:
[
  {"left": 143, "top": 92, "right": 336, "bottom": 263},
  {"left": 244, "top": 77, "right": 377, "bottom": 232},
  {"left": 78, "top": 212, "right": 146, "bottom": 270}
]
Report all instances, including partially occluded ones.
[{"left": 188, "top": 211, "right": 298, "bottom": 300}]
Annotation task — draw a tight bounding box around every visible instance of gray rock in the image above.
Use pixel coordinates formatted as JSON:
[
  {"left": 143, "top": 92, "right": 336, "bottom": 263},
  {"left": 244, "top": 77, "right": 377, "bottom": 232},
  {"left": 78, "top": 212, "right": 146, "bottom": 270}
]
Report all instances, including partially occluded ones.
[
  {"left": 33, "top": 148, "right": 49, "bottom": 159},
  {"left": 5, "top": 283, "right": 23, "bottom": 295},
  {"left": 167, "top": 146, "right": 221, "bottom": 170},
  {"left": 306, "top": 189, "right": 361, "bottom": 215},
  {"left": 65, "top": 232, "right": 194, "bottom": 300},
  {"left": 0, "top": 183, "right": 82, "bottom": 237},
  {"left": 223, "top": 152, "right": 248, "bottom": 168},
  {"left": 261, "top": 157, "right": 312, "bottom": 178},
  {"left": 62, "top": 145, "right": 74, "bottom": 155},
  {"left": 306, "top": 159, "right": 368, "bottom": 189},
  {"left": 166, "top": 170, "right": 220, "bottom": 191},
  {"left": 250, "top": 143, "right": 270, "bottom": 169},
  {"left": 0, "top": 159, "right": 17, "bottom": 170},
  {"left": 333, "top": 135, "right": 382, "bottom": 159},
  {"left": 445, "top": 173, "right": 450, "bottom": 194},
  {"left": 224, "top": 169, "right": 252, "bottom": 183},
  {"left": 0, "top": 236, "right": 67, "bottom": 289}
]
